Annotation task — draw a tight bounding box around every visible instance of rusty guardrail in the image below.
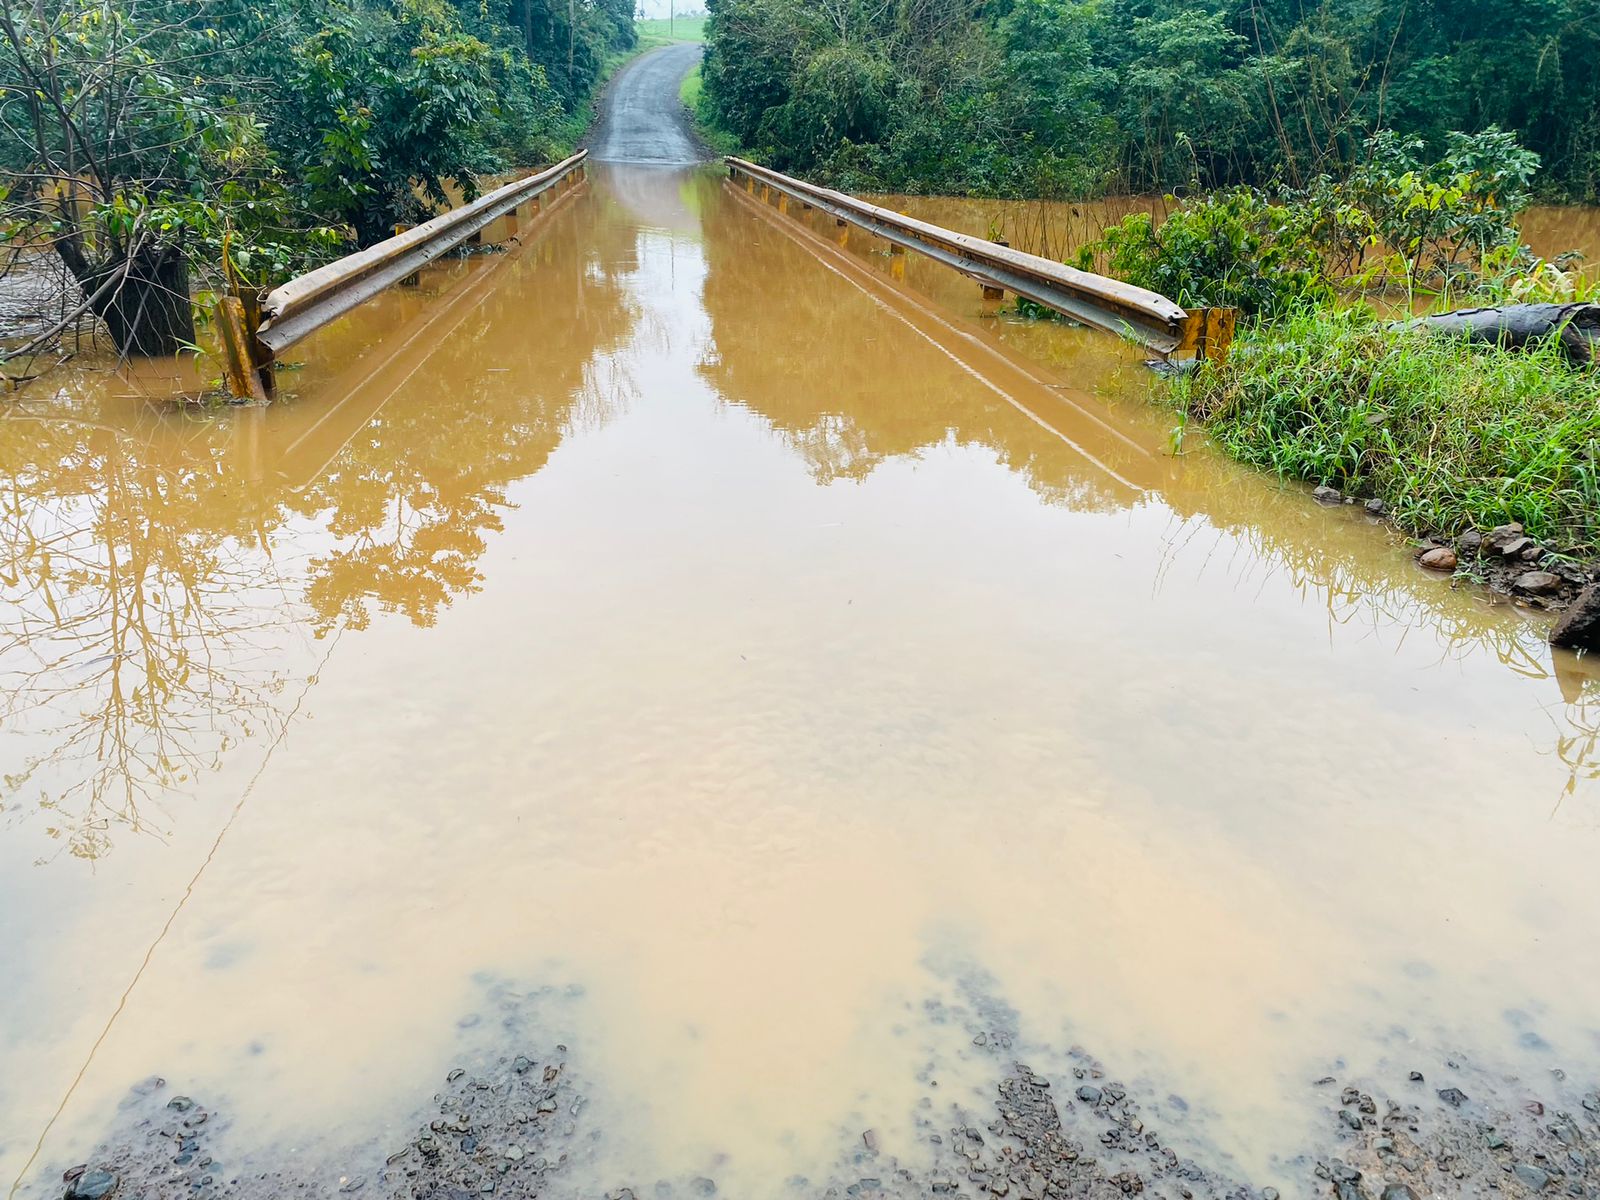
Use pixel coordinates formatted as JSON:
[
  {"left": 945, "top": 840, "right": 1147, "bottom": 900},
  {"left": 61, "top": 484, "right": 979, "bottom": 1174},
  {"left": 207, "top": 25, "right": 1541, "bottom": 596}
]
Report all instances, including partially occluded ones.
[
  {"left": 724, "top": 157, "right": 1234, "bottom": 362},
  {"left": 218, "top": 150, "right": 589, "bottom": 400}
]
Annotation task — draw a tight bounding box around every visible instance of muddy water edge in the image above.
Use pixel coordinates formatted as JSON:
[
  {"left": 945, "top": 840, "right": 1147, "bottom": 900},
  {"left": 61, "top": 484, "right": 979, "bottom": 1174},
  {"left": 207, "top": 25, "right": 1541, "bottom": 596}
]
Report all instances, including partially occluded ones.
[{"left": 2, "top": 165, "right": 1600, "bottom": 1200}]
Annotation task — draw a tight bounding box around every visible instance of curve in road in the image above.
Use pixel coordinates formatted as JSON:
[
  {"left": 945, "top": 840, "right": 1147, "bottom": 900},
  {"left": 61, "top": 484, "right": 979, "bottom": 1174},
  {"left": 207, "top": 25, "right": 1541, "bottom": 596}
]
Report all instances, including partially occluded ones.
[{"left": 586, "top": 42, "right": 708, "bottom": 166}]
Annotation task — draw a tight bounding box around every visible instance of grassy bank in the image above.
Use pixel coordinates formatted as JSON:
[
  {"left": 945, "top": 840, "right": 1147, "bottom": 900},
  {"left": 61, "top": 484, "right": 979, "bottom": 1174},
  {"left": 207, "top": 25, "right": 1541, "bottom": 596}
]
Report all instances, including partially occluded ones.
[
  {"left": 678, "top": 65, "right": 741, "bottom": 157},
  {"left": 1172, "top": 310, "right": 1600, "bottom": 555}
]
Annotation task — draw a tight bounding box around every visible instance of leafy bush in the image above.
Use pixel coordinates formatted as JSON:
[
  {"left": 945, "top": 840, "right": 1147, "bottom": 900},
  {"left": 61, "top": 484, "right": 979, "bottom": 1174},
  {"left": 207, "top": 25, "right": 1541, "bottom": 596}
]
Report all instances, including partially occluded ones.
[
  {"left": 1080, "top": 128, "right": 1544, "bottom": 316},
  {"left": 1077, "top": 191, "right": 1333, "bottom": 318}
]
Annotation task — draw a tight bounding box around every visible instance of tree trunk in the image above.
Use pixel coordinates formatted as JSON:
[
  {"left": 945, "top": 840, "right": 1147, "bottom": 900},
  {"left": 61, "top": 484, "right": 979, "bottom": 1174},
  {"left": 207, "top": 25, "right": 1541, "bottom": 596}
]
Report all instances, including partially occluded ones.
[
  {"left": 56, "top": 241, "right": 197, "bottom": 359},
  {"left": 88, "top": 244, "right": 196, "bottom": 357},
  {"left": 1398, "top": 302, "right": 1600, "bottom": 365}
]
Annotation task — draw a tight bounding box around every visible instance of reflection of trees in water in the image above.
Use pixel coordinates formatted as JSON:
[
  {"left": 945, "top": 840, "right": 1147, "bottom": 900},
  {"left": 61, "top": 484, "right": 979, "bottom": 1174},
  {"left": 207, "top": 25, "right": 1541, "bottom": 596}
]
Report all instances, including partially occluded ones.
[
  {"left": 0, "top": 416, "right": 302, "bottom": 863},
  {"left": 696, "top": 191, "right": 1132, "bottom": 515},
  {"left": 285, "top": 205, "right": 641, "bottom": 635},
  {"left": 0, "top": 198, "right": 643, "bottom": 861},
  {"left": 700, "top": 185, "right": 1599, "bottom": 805}
]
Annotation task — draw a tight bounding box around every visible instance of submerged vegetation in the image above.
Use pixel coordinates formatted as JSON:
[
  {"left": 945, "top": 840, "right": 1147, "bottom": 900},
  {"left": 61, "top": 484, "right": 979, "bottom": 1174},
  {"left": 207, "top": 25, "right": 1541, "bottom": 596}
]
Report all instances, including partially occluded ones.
[{"left": 1064, "top": 125, "right": 1600, "bottom": 562}]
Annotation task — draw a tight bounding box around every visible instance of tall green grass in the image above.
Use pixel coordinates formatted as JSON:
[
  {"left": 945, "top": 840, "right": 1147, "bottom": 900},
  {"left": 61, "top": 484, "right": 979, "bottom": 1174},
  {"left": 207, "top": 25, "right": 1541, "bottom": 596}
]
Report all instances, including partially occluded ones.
[{"left": 1173, "top": 309, "right": 1600, "bottom": 553}]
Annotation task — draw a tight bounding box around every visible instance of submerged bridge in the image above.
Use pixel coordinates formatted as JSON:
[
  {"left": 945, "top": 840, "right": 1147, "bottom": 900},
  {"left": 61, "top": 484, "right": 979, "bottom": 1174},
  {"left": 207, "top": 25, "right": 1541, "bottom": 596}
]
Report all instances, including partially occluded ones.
[{"left": 215, "top": 44, "right": 1233, "bottom": 403}]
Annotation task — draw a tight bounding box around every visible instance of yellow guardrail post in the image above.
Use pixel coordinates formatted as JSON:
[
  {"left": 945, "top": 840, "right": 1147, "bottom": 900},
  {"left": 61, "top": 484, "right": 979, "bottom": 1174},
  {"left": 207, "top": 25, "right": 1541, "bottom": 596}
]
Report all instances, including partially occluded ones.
[{"left": 216, "top": 295, "right": 269, "bottom": 403}]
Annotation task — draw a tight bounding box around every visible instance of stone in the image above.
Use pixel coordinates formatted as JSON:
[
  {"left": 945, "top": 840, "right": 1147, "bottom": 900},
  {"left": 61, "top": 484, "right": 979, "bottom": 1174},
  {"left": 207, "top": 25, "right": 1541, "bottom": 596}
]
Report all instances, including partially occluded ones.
[
  {"left": 1551, "top": 586, "right": 1600, "bottom": 652},
  {"left": 863, "top": 1129, "right": 880, "bottom": 1153},
  {"left": 1458, "top": 530, "right": 1484, "bottom": 554},
  {"left": 1500, "top": 536, "right": 1535, "bottom": 559},
  {"left": 1521, "top": 544, "right": 1547, "bottom": 562},
  {"left": 1408, "top": 1071, "right": 1425, "bottom": 1082},
  {"left": 1418, "top": 547, "right": 1458, "bottom": 571},
  {"left": 1380, "top": 1187, "right": 1418, "bottom": 1200},
  {"left": 1437, "top": 1087, "right": 1469, "bottom": 1107},
  {"left": 1076, "top": 1086, "right": 1102, "bottom": 1105},
  {"left": 690, "top": 1179, "right": 716, "bottom": 1197},
  {"left": 1339, "top": 1110, "right": 1362, "bottom": 1130},
  {"left": 1514, "top": 1163, "right": 1551, "bottom": 1190},
  {"left": 167, "top": 1097, "right": 195, "bottom": 1112},
  {"left": 66, "top": 1170, "right": 118, "bottom": 1200},
  {"left": 1365, "top": 498, "right": 1388, "bottom": 515},
  {"left": 1313, "top": 486, "right": 1342, "bottom": 504},
  {"left": 1515, "top": 570, "right": 1562, "bottom": 594}
]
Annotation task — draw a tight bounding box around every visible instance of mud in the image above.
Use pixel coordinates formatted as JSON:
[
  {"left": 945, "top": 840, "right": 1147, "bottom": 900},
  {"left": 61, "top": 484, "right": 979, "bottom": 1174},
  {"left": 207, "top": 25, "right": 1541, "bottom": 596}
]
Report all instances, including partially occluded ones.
[{"left": 52, "top": 998, "right": 1600, "bottom": 1200}]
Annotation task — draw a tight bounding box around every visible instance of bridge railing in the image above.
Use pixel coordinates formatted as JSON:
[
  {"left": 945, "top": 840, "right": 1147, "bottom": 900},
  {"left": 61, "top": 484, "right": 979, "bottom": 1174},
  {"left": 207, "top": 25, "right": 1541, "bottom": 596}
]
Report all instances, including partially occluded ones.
[
  {"left": 218, "top": 150, "right": 589, "bottom": 400},
  {"left": 724, "top": 157, "right": 1234, "bottom": 362}
]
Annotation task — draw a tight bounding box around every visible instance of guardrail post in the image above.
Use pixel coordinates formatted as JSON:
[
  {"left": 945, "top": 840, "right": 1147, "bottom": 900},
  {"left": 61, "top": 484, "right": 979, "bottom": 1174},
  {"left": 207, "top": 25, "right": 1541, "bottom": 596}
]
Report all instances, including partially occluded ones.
[
  {"left": 1177, "top": 307, "right": 1238, "bottom": 363},
  {"left": 777, "top": 194, "right": 790, "bottom": 215},
  {"left": 1204, "top": 307, "right": 1236, "bottom": 363},
  {"left": 216, "top": 296, "right": 269, "bottom": 403}
]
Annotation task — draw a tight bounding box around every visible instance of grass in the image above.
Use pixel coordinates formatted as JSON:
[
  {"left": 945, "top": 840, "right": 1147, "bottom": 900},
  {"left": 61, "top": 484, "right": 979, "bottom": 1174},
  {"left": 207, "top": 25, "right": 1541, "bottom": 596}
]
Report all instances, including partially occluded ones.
[
  {"left": 677, "top": 64, "right": 741, "bottom": 157},
  {"left": 1171, "top": 308, "right": 1600, "bottom": 554},
  {"left": 635, "top": 16, "right": 706, "bottom": 46}
]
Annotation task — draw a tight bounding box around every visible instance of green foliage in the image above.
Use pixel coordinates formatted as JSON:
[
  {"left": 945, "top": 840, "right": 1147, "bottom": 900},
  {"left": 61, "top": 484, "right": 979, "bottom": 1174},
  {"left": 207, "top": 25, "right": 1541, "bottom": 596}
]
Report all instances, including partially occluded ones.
[
  {"left": 1172, "top": 309, "right": 1600, "bottom": 552},
  {"left": 701, "top": 0, "right": 1600, "bottom": 201},
  {"left": 1079, "top": 129, "right": 1542, "bottom": 316},
  {"left": 1078, "top": 191, "right": 1333, "bottom": 318},
  {"left": 0, "top": 0, "right": 634, "bottom": 356}
]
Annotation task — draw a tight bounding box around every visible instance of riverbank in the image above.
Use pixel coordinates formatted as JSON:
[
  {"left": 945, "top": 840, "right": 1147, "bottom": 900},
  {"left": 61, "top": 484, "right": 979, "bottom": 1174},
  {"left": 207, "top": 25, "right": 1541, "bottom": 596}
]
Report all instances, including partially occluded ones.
[{"left": 1168, "top": 307, "right": 1600, "bottom": 621}]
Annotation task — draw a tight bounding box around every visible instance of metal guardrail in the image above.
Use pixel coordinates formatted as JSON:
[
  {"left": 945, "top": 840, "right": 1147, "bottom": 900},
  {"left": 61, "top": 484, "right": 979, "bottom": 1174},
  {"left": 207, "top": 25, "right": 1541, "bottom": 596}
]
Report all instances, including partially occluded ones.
[
  {"left": 724, "top": 157, "right": 1234, "bottom": 361},
  {"left": 219, "top": 151, "right": 590, "bottom": 400}
]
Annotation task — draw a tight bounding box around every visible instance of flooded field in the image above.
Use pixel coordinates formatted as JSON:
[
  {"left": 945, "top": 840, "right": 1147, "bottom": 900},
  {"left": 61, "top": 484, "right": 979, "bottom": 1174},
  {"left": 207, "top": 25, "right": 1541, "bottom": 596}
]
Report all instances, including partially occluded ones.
[
  {"left": 4, "top": 157, "right": 1600, "bottom": 1200},
  {"left": 874, "top": 193, "right": 1600, "bottom": 280}
]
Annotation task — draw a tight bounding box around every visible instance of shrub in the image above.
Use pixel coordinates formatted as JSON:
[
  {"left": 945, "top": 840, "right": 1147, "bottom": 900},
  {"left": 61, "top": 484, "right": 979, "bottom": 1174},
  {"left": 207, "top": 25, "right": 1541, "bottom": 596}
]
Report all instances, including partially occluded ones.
[{"left": 1077, "top": 189, "right": 1334, "bottom": 318}]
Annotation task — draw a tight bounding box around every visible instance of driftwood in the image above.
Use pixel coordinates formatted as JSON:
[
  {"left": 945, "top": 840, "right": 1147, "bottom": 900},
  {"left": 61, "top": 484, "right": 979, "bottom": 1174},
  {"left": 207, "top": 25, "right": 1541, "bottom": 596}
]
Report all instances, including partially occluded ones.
[{"left": 1398, "top": 302, "right": 1600, "bottom": 364}]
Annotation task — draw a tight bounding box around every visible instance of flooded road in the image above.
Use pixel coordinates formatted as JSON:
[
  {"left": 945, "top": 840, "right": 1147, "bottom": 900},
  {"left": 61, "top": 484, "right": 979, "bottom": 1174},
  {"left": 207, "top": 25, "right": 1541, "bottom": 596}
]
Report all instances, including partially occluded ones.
[{"left": 5, "top": 60, "right": 1600, "bottom": 1200}]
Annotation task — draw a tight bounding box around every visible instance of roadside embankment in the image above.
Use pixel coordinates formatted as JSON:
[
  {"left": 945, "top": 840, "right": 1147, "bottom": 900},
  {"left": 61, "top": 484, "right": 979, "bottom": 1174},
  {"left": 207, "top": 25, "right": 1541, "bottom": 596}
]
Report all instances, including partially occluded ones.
[{"left": 1169, "top": 308, "right": 1600, "bottom": 640}]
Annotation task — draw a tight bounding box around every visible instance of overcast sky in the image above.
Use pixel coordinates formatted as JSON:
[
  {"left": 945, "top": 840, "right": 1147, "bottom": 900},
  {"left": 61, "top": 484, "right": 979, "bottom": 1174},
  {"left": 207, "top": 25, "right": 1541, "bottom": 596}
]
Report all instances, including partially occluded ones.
[{"left": 635, "top": 0, "right": 707, "bottom": 19}]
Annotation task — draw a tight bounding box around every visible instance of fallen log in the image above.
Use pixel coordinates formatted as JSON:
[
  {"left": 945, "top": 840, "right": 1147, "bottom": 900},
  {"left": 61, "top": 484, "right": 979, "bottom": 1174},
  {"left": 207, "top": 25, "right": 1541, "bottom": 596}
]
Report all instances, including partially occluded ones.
[{"left": 1397, "top": 302, "right": 1599, "bottom": 364}]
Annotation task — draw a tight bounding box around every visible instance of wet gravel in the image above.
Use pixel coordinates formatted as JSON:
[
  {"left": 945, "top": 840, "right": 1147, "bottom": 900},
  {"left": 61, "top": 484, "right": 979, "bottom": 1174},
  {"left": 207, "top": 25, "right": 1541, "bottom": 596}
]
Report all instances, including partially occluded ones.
[{"left": 48, "top": 1003, "right": 1600, "bottom": 1200}]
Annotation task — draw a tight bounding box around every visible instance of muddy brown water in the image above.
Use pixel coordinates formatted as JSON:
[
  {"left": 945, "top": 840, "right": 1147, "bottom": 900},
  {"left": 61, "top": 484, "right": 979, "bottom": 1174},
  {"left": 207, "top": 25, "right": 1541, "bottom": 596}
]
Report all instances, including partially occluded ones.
[
  {"left": 3, "top": 165, "right": 1600, "bottom": 1200},
  {"left": 874, "top": 193, "right": 1600, "bottom": 283}
]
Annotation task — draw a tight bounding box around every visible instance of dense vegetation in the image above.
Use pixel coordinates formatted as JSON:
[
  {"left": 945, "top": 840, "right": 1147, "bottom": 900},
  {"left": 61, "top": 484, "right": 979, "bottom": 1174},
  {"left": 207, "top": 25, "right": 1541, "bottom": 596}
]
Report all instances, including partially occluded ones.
[
  {"left": 1071, "top": 124, "right": 1600, "bottom": 556},
  {"left": 0, "top": 0, "right": 635, "bottom": 355},
  {"left": 699, "top": 0, "right": 1600, "bottom": 203}
]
